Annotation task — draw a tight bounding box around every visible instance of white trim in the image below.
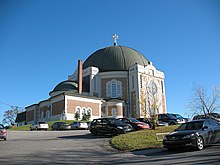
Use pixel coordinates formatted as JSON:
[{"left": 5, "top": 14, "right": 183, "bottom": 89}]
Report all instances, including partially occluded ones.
[
  {"left": 99, "top": 71, "right": 128, "bottom": 78},
  {"left": 65, "top": 95, "right": 102, "bottom": 103}
]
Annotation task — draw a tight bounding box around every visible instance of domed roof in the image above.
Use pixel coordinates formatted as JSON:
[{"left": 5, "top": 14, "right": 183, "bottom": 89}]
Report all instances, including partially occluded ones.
[
  {"left": 52, "top": 80, "right": 78, "bottom": 92},
  {"left": 83, "top": 46, "right": 149, "bottom": 72}
]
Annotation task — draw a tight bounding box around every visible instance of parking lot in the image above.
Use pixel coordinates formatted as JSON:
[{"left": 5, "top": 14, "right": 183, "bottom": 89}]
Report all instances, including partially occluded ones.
[{"left": 1, "top": 130, "right": 220, "bottom": 164}]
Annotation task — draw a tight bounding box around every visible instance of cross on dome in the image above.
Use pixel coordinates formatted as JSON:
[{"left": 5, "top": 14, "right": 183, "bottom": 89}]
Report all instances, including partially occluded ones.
[{"left": 112, "top": 34, "right": 119, "bottom": 46}]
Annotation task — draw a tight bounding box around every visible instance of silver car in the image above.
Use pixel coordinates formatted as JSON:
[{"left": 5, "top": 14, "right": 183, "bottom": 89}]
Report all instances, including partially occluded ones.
[
  {"left": 70, "top": 122, "right": 88, "bottom": 130},
  {"left": 0, "top": 124, "right": 7, "bottom": 141},
  {"left": 30, "top": 121, "right": 49, "bottom": 131}
]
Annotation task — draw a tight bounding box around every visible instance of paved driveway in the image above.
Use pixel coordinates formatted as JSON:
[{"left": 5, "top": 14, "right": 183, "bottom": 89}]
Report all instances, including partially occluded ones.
[{"left": 1, "top": 130, "right": 220, "bottom": 164}]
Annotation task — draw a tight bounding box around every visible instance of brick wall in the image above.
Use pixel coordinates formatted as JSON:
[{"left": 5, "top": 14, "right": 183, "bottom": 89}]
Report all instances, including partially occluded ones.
[
  {"left": 26, "top": 110, "right": 34, "bottom": 122},
  {"left": 52, "top": 100, "right": 65, "bottom": 116},
  {"left": 67, "top": 99, "right": 100, "bottom": 116}
]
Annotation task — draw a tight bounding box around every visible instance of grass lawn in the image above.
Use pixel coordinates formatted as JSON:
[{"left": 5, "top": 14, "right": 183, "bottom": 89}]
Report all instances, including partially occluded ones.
[{"left": 111, "top": 125, "right": 179, "bottom": 151}]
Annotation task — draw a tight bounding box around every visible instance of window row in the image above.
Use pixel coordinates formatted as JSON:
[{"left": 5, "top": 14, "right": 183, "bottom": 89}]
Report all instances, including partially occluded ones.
[{"left": 75, "top": 106, "right": 92, "bottom": 120}]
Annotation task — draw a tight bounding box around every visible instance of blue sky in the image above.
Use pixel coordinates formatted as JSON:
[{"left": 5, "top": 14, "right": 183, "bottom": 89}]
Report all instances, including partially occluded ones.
[{"left": 0, "top": 0, "right": 220, "bottom": 122}]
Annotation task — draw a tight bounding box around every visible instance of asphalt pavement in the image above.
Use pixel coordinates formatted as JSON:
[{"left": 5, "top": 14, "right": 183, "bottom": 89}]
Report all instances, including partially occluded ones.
[{"left": 1, "top": 130, "right": 220, "bottom": 164}]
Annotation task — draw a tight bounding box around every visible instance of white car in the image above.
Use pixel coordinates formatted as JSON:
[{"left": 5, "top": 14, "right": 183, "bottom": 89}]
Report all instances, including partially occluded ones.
[
  {"left": 70, "top": 122, "right": 88, "bottom": 130},
  {"left": 30, "top": 122, "right": 49, "bottom": 131}
]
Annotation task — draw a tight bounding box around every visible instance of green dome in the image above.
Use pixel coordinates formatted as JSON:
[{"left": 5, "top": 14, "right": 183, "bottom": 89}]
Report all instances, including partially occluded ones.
[
  {"left": 83, "top": 46, "right": 149, "bottom": 72},
  {"left": 53, "top": 80, "right": 78, "bottom": 92}
]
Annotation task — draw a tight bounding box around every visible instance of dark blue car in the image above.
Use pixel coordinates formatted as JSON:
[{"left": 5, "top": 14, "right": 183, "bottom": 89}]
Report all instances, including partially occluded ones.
[{"left": 163, "top": 119, "right": 220, "bottom": 150}]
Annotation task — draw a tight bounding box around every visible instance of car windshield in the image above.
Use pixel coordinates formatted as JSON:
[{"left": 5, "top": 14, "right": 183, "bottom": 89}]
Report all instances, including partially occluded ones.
[
  {"left": 0, "top": 124, "right": 4, "bottom": 129},
  {"left": 108, "top": 118, "right": 123, "bottom": 124},
  {"left": 173, "top": 114, "right": 183, "bottom": 119},
  {"left": 176, "top": 121, "right": 204, "bottom": 131},
  {"left": 128, "top": 118, "right": 140, "bottom": 122},
  {"left": 167, "top": 114, "right": 177, "bottom": 119}
]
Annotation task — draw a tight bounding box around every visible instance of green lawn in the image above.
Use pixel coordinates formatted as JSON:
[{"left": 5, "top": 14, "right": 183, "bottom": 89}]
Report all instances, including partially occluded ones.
[{"left": 111, "top": 125, "right": 179, "bottom": 151}]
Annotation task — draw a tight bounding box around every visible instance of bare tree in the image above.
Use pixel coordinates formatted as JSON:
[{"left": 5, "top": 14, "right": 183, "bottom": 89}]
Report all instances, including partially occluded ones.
[
  {"left": 2, "top": 107, "right": 21, "bottom": 126},
  {"left": 187, "top": 84, "right": 220, "bottom": 116}
]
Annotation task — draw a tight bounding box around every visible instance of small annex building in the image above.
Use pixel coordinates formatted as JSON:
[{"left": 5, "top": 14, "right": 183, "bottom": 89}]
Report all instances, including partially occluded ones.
[{"left": 16, "top": 37, "right": 167, "bottom": 125}]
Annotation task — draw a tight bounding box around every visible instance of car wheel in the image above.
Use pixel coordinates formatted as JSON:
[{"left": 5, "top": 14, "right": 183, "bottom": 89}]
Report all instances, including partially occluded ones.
[
  {"left": 196, "top": 137, "right": 204, "bottom": 150},
  {"left": 111, "top": 129, "right": 118, "bottom": 136},
  {"left": 91, "top": 129, "right": 97, "bottom": 136},
  {"left": 4, "top": 138, "right": 6, "bottom": 141}
]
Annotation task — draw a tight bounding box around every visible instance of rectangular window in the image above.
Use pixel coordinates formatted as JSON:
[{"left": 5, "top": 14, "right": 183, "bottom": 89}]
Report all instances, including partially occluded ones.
[
  {"left": 161, "top": 81, "right": 164, "bottom": 93},
  {"left": 93, "top": 77, "right": 96, "bottom": 91},
  {"left": 140, "top": 75, "right": 142, "bottom": 88},
  {"left": 151, "top": 69, "right": 154, "bottom": 76},
  {"left": 132, "top": 75, "right": 135, "bottom": 89}
]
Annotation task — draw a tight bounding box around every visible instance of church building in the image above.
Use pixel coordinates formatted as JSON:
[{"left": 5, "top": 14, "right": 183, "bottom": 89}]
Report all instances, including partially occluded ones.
[{"left": 16, "top": 35, "right": 167, "bottom": 126}]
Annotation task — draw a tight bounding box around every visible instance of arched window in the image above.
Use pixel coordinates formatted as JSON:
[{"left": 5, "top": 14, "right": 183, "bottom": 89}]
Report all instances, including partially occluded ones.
[
  {"left": 112, "top": 80, "right": 117, "bottom": 98},
  {"left": 117, "top": 81, "right": 122, "bottom": 97},
  {"left": 75, "top": 106, "right": 92, "bottom": 120},
  {"left": 107, "top": 82, "right": 111, "bottom": 96},
  {"left": 87, "top": 108, "right": 91, "bottom": 116},
  {"left": 41, "top": 111, "right": 44, "bottom": 119},
  {"left": 46, "top": 111, "right": 50, "bottom": 119},
  {"left": 75, "top": 107, "right": 81, "bottom": 119},
  {"left": 106, "top": 79, "right": 122, "bottom": 98},
  {"left": 82, "top": 107, "right": 87, "bottom": 116},
  {"left": 112, "top": 108, "right": 117, "bottom": 117}
]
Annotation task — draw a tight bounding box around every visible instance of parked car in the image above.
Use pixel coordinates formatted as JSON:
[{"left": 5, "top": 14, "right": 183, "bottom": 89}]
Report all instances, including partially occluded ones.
[
  {"left": 157, "top": 120, "right": 169, "bottom": 126},
  {"left": 118, "top": 118, "right": 150, "bottom": 130},
  {"left": 163, "top": 119, "right": 220, "bottom": 151},
  {"left": 137, "top": 117, "right": 169, "bottom": 127},
  {"left": 30, "top": 121, "right": 49, "bottom": 131},
  {"left": 158, "top": 113, "right": 186, "bottom": 125},
  {"left": 193, "top": 113, "right": 220, "bottom": 122},
  {"left": 172, "top": 113, "right": 189, "bottom": 123},
  {"left": 89, "top": 118, "right": 133, "bottom": 136},
  {"left": 51, "top": 122, "right": 71, "bottom": 130},
  {"left": 70, "top": 122, "right": 88, "bottom": 130},
  {"left": 0, "top": 124, "right": 7, "bottom": 141},
  {"left": 87, "top": 121, "right": 91, "bottom": 130},
  {"left": 136, "top": 118, "right": 152, "bottom": 128}
]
